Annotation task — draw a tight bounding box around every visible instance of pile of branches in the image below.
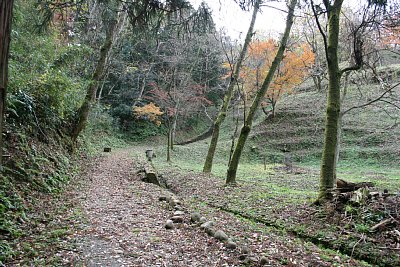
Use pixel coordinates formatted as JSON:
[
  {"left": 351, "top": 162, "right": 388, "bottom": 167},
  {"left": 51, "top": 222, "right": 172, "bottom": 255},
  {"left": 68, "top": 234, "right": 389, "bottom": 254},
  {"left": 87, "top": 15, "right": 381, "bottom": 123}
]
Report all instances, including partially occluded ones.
[{"left": 328, "top": 179, "right": 400, "bottom": 250}]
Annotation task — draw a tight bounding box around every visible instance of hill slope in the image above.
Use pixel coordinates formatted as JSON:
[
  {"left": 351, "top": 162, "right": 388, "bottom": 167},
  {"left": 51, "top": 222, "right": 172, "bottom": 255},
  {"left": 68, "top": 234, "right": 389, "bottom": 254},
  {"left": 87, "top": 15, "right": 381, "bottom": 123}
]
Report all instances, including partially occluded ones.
[{"left": 250, "top": 81, "right": 400, "bottom": 168}]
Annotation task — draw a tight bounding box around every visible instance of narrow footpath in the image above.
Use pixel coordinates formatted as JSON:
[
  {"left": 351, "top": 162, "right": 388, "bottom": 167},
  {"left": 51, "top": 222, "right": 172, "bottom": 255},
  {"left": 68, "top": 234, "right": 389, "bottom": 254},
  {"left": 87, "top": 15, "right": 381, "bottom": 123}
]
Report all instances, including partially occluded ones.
[
  {"left": 55, "top": 149, "right": 366, "bottom": 267},
  {"left": 64, "top": 150, "right": 239, "bottom": 266}
]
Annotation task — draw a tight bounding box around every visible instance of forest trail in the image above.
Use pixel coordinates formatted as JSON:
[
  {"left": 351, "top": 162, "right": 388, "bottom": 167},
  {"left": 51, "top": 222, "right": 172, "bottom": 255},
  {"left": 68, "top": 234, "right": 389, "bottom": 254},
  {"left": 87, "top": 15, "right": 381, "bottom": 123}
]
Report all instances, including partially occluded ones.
[
  {"left": 65, "top": 149, "right": 240, "bottom": 266},
  {"left": 53, "top": 148, "right": 367, "bottom": 267}
]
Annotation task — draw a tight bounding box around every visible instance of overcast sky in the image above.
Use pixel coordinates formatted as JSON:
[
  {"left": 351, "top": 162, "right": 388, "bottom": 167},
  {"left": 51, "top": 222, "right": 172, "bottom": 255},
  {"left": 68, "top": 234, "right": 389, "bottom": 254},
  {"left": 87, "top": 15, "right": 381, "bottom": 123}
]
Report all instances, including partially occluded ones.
[
  {"left": 190, "top": 0, "right": 287, "bottom": 40},
  {"left": 189, "top": 0, "right": 367, "bottom": 40}
]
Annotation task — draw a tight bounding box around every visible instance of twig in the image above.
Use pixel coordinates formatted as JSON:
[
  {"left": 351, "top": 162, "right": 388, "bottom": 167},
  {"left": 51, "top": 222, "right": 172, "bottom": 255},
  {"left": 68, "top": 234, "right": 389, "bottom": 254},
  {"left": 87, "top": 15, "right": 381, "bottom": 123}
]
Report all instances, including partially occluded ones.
[
  {"left": 351, "top": 234, "right": 365, "bottom": 259},
  {"left": 370, "top": 218, "right": 393, "bottom": 231},
  {"left": 342, "top": 82, "right": 400, "bottom": 115}
]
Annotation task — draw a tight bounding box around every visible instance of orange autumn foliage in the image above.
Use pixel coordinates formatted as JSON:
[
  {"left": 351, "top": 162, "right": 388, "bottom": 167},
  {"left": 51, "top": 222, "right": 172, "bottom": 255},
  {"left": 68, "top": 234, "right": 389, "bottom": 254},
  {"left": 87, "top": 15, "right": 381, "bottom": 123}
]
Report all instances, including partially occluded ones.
[
  {"left": 133, "top": 102, "right": 164, "bottom": 126},
  {"left": 242, "top": 39, "right": 315, "bottom": 106},
  {"left": 381, "top": 26, "right": 400, "bottom": 47}
]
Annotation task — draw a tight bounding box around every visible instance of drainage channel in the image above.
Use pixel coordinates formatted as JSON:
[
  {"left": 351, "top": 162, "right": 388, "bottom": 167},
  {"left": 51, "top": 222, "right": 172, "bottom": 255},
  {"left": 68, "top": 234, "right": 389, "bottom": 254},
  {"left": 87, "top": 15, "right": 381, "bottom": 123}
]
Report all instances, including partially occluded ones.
[{"left": 206, "top": 202, "right": 397, "bottom": 267}]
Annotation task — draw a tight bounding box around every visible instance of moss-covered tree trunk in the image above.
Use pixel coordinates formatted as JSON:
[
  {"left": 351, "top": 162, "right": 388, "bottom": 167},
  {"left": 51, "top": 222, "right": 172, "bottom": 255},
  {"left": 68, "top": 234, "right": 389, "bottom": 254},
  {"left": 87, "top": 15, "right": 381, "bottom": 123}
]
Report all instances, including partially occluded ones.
[
  {"left": 317, "top": 0, "right": 344, "bottom": 200},
  {"left": 203, "top": 0, "right": 260, "bottom": 173},
  {"left": 70, "top": 12, "right": 119, "bottom": 144},
  {"left": 226, "top": 0, "right": 297, "bottom": 184},
  {"left": 0, "top": 0, "right": 14, "bottom": 169}
]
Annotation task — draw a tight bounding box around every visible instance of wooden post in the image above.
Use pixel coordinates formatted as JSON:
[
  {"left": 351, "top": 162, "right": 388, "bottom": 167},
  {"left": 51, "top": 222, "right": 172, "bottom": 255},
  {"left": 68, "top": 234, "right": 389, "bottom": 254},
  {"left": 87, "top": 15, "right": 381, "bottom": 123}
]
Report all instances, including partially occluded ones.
[
  {"left": 263, "top": 156, "right": 266, "bottom": 171},
  {"left": 146, "top": 149, "right": 153, "bottom": 161}
]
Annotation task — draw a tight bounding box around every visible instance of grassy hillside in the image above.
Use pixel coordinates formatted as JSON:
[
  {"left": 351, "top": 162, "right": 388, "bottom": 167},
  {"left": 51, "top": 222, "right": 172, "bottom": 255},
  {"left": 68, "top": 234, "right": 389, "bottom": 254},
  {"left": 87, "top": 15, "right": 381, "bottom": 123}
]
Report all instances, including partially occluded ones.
[
  {"left": 154, "top": 70, "right": 400, "bottom": 188},
  {"left": 251, "top": 79, "right": 400, "bottom": 168}
]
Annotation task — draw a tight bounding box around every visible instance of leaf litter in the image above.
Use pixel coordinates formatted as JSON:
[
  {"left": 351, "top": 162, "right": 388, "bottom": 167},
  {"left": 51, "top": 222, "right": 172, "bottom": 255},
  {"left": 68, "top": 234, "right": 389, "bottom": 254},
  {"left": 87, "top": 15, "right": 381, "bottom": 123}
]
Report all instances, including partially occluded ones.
[{"left": 7, "top": 148, "right": 395, "bottom": 266}]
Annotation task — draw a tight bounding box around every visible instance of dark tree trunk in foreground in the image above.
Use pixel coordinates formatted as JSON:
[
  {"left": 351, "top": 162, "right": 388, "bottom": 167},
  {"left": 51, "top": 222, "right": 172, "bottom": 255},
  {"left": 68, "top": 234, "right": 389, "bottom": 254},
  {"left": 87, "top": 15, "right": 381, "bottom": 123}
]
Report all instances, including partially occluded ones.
[
  {"left": 316, "top": 0, "right": 379, "bottom": 201},
  {"left": 226, "top": 0, "right": 297, "bottom": 184},
  {"left": 0, "top": 0, "right": 14, "bottom": 169},
  {"left": 203, "top": 0, "right": 260, "bottom": 173},
  {"left": 70, "top": 15, "right": 118, "bottom": 144},
  {"left": 317, "top": 0, "right": 344, "bottom": 200}
]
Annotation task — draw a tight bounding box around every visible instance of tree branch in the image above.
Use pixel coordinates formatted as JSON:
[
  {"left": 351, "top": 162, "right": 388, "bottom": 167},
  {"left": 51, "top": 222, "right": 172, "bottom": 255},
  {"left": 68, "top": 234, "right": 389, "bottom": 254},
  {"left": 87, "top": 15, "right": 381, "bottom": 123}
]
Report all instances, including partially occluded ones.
[
  {"left": 342, "top": 82, "right": 400, "bottom": 115},
  {"left": 310, "top": 0, "right": 328, "bottom": 62}
]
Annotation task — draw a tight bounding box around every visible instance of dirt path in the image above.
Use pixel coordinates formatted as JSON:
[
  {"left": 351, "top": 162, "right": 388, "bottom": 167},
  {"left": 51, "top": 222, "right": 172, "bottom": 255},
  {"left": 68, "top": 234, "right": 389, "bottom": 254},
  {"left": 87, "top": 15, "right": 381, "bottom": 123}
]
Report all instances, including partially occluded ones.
[
  {"left": 47, "top": 148, "right": 373, "bottom": 267},
  {"left": 64, "top": 149, "right": 241, "bottom": 266}
]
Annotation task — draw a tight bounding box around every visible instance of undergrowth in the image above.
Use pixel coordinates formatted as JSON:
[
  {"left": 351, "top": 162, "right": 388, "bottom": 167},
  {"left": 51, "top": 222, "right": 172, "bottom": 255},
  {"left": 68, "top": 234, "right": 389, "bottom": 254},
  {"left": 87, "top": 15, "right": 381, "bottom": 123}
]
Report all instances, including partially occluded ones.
[{"left": 0, "top": 107, "right": 129, "bottom": 264}]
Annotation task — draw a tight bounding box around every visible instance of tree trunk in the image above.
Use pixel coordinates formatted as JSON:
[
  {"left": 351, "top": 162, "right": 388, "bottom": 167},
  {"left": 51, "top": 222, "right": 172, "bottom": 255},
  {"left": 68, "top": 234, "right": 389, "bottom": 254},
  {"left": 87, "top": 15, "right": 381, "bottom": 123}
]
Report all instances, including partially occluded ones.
[
  {"left": 312, "top": 75, "right": 323, "bottom": 92},
  {"left": 333, "top": 72, "right": 349, "bottom": 179},
  {"left": 271, "top": 100, "right": 276, "bottom": 118},
  {"left": 175, "top": 125, "right": 214, "bottom": 145},
  {"left": 132, "top": 67, "right": 151, "bottom": 108},
  {"left": 318, "top": 0, "right": 344, "bottom": 200},
  {"left": 70, "top": 11, "right": 120, "bottom": 144},
  {"left": 228, "top": 108, "right": 240, "bottom": 164},
  {"left": 167, "top": 123, "right": 172, "bottom": 162},
  {"left": 226, "top": 0, "right": 297, "bottom": 184},
  {"left": 132, "top": 42, "right": 159, "bottom": 108},
  {"left": 171, "top": 102, "right": 179, "bottom": 150},
  {"left": 0, "top": 0, "right": 14, "bottom": 169},
  {"left": 333, "top": 112, "right": 343, "bottom": 179},
  {"left": 203, "top": 0, "right": 260, "bottom": 173}
]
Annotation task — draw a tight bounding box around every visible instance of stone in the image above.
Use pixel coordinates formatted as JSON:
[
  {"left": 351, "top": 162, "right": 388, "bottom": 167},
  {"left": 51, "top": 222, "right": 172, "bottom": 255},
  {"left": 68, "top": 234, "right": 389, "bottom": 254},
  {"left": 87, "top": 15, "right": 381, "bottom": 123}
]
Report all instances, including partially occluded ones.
[
  {"left": 174, "top": 210, "right": 185, "bottom": 216},
  {"left": 144, "top": 172, "right": 160, "bottom": 186},
  {"left": 241, "top": 246, "right": 250, "bottom": 255},
  {"left": 260, "top": 256, "right": 269, "bottom": 265},
  {"left": 165, "top": 220, "right": 174, "bottom": 229},
  {"left": 190, "top": 212, "right": 201, "bottom": 223},
  {"left": 239, "top": 254, "right": 247, "bottom": 261},
  {"left": 159, "top": 196, "right": 167, "bottom": 201},
  {"left": 199, "top": 217, "right": 207, "bottom": 224},
  {"left": 174, "top": 205, "right": 184, "bottom": 211},
  {"left": 333, "top": 256, "right": 341, "bottom": 263},
  {"left": 173, "top": 198, "right": 181, "bottom": 205},
  {"left": 171, "top": 216, "right": 184, "bottom": 223},
  {"left": 205, "top": 227, "right": 215, "bottom": 237},
  {"left": 200, "top": 221, "right": 214, "bottom": 229},
  {"left": 225, "top": 239, "right": 237, "bottom": 249},
  {"left": 169, "top": 197, "right": 181, "bottom": 207},
  {"left": 214, "top": 230, "right": 229, "bottom": 242},
  {"left": 249, "top": 257, "right": 259, "bottom": 264}
]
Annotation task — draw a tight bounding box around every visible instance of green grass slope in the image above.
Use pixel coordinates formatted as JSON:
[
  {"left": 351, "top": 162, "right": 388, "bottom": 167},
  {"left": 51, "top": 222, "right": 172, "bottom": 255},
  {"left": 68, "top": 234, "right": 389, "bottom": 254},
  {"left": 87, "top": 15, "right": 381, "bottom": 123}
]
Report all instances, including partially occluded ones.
[{"left": 251, "top": 81, "right": 400, "bottom": 170}]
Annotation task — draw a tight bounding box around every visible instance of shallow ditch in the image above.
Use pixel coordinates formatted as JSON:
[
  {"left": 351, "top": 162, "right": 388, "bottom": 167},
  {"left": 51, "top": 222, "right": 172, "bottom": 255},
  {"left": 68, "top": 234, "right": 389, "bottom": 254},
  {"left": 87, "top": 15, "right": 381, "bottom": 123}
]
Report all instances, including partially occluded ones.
[{"left": 206, "top": 202, "right": 399, "bottom": 267}]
